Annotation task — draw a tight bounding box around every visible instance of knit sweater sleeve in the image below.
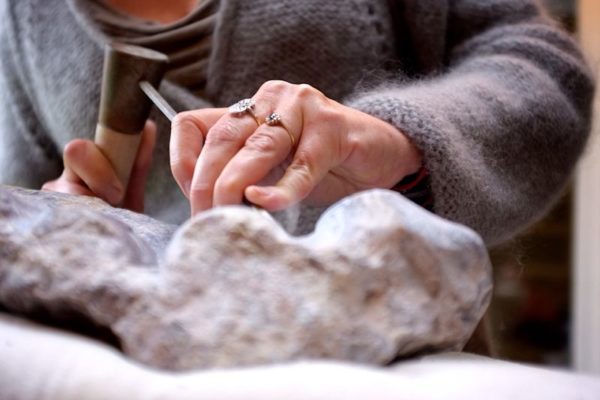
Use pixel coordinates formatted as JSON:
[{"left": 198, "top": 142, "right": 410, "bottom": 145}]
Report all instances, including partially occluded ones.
[
  {"left": 0, "top": 1, "right": 63, "bottom": 188},
  {"left": 346, "top": 0, "right": 594, "bottom": 246}
]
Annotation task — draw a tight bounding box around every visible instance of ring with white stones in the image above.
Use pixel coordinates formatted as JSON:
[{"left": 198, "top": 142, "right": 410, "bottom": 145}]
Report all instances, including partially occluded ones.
[
  {"left": 229, "top": 98, "right": 260, "bottom": 126},
  {"left": 265, "top": 112, "right": 296, "bottom": 148}
]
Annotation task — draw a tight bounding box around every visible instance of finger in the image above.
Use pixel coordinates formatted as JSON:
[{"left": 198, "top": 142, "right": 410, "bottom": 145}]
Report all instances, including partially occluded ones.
[
  {"left": 170, "top": 108, "right": 226, "bottom": 198},
  {"left": 62, "top": 139, "right": 124, "bottom": 205},
  {"left": 245, "top": 97, "right": 348, "bottom": 210},
  {"left": 245, "top": 90, "right": 344, "bottom": 210},
  {"left": 190, "top": 105, "right": 269, "bottom": 214},
  {"left": 245, "top": 132, "right": 334, "bottom": 210},
  {"left": 213, "top": 101, "right": 301, "bottom": 207},
  {"left": 213, "top": 124, "right": 294, "bottom": 206},
  {"left": 123, "top": 120, "right": 157, "bottom": 213}
]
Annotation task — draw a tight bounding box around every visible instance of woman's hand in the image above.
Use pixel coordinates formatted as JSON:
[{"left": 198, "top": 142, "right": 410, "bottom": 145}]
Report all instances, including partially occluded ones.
[
  {"left": 170, "top": 81, "right": 422, "bottom": 215},
  {"left": 42, "top": 120, "right": 157, "bottom": 213}
]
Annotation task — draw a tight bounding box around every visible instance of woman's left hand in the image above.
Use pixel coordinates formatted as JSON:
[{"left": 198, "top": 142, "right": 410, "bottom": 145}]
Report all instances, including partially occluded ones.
[{"left": 170, "top": 80, "right": 422, "bottom": 215}]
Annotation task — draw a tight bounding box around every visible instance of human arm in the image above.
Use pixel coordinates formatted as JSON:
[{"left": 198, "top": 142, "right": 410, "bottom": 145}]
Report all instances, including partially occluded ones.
[
  {"left": 168, "top": 0, "right": 594, "bottom": 245},
  {"left": 346, "top": 0, "right": 595, "bottom": 245},
  {"left": 0, "top": 0, "right": 212, "bottom": 218}
]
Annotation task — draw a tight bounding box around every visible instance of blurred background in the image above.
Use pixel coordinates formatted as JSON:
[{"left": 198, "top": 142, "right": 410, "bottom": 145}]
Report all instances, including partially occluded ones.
[{"left": 488, "top": 0, "right": 600, "bottom": 374}]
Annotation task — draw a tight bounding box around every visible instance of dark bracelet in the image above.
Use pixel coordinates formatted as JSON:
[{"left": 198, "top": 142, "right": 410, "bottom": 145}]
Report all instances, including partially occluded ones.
[{"left": 391, "top": 166, "right": 434, "bottom": 211}]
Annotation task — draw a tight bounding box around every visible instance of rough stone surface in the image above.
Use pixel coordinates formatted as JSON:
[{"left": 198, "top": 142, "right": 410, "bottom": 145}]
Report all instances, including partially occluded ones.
[{"left": 0, "top": 185, "right": 492, "bottom": 371}]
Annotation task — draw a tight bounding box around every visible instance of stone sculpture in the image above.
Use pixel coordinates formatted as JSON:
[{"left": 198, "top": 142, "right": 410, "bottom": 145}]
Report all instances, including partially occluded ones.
[{"left": 0, "top": 185, "right": 492, "bottom": 371}]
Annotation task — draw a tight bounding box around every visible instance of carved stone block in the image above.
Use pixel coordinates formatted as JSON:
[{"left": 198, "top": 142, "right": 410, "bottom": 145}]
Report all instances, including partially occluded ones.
[{"left": 0, "top": 186, "right": 492, "bottom": 371}]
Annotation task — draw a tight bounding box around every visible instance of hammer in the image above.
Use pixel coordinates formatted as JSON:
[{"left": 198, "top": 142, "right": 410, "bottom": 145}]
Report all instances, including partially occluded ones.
[{"left": 94, "top": 42, "right": 176, "bottom": 190}]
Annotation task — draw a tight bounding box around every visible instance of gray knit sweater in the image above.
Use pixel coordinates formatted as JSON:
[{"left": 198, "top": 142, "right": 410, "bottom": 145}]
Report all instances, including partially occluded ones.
[{"left": 0, "top": 0, "right": 594, "bottom": 245}]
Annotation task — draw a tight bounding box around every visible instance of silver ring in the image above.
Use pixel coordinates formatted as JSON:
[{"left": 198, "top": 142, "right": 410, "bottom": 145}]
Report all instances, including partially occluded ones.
[
  {"left": 264, "top": 112, "right": 295, "bottom": 148},
  {"left": 229, "top": 98, "right": 260, "bottom": 126}
]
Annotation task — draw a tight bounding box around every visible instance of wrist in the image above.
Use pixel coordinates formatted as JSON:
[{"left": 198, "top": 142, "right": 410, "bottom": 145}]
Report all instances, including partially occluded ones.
[{"left": 391, "top": 165, "right": 434, "bottom": 211}]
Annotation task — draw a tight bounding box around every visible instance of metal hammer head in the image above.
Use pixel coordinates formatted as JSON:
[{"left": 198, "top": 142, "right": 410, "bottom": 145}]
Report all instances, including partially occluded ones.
[{"left": 98, "top": 42, "right": 169, "bottom": 135}]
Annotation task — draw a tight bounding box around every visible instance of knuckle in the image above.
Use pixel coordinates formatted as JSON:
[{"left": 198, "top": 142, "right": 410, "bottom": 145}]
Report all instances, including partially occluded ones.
[
  {"left": 171, "top": 112, "right": 187, "bottom": 127},
  {"left": 174, "top": 110, "right": 195, "bottom": 119},
  {"left": 245, "top": 131, "right": 280, "bottom": 153},
  {"left": 173, "top": 110, "right": 200, "bottom": 123},
  {"left": 291, "top": 85, "right": 328, "bottom": 108},
  {"left": 205, "top": 121, "right": 242, "bottom": 146},
  {"left": 63, "top": 139, "right": 87, "bottom": 159},
  {"left": 290, "top": 151, "right": 316, "bottom": 183},
  {"left": 288, "top": 168, "right": 314, "bottom": 197},
  {"left": 171, "top": 112, "right": 193, "bottom": 130},
  {"left": 172, "top": 112, "right": 205, "bottom": 134},
  {"left": 259, "top": 80, "right": 288, "bottom": 96},
  {"left": 214, "top": 176, "right": 240, "bottom": 196},
  {"left": 189, "top": 183, "right": 212, "bottom": 200},
  {"left": 317, "top": 107, "right": 345, "bottom": 127},
  {"left": 170, "top": 157, "right": 196, "bottom": 180},
  {"left": 295, "top": 83, "right": 323, "bottom": 100}
]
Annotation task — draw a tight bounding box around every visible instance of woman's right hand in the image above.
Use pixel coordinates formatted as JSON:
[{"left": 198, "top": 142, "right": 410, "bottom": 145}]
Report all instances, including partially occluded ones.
[{"left": 42, "top": 120, "right": 157, "bottom": 213}]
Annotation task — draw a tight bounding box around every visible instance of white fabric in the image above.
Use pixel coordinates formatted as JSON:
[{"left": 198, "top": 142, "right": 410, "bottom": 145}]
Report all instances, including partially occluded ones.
[{"left": 1, "top": 313, "right": 599, "bottom": 400}]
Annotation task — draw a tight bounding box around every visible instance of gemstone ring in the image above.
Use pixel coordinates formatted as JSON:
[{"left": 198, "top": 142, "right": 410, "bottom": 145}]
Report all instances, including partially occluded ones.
[
  {"left": 229, "top": 98, "right": 260, "bottom": 126},
  {"left": 265, "top": 112, "right": 295, "bottom": 148}
]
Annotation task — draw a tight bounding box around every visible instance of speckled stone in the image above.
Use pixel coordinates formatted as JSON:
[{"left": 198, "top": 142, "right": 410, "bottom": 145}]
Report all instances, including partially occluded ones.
[{"left": 0, "top": 185, "right": 492, "bottom": 371}]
